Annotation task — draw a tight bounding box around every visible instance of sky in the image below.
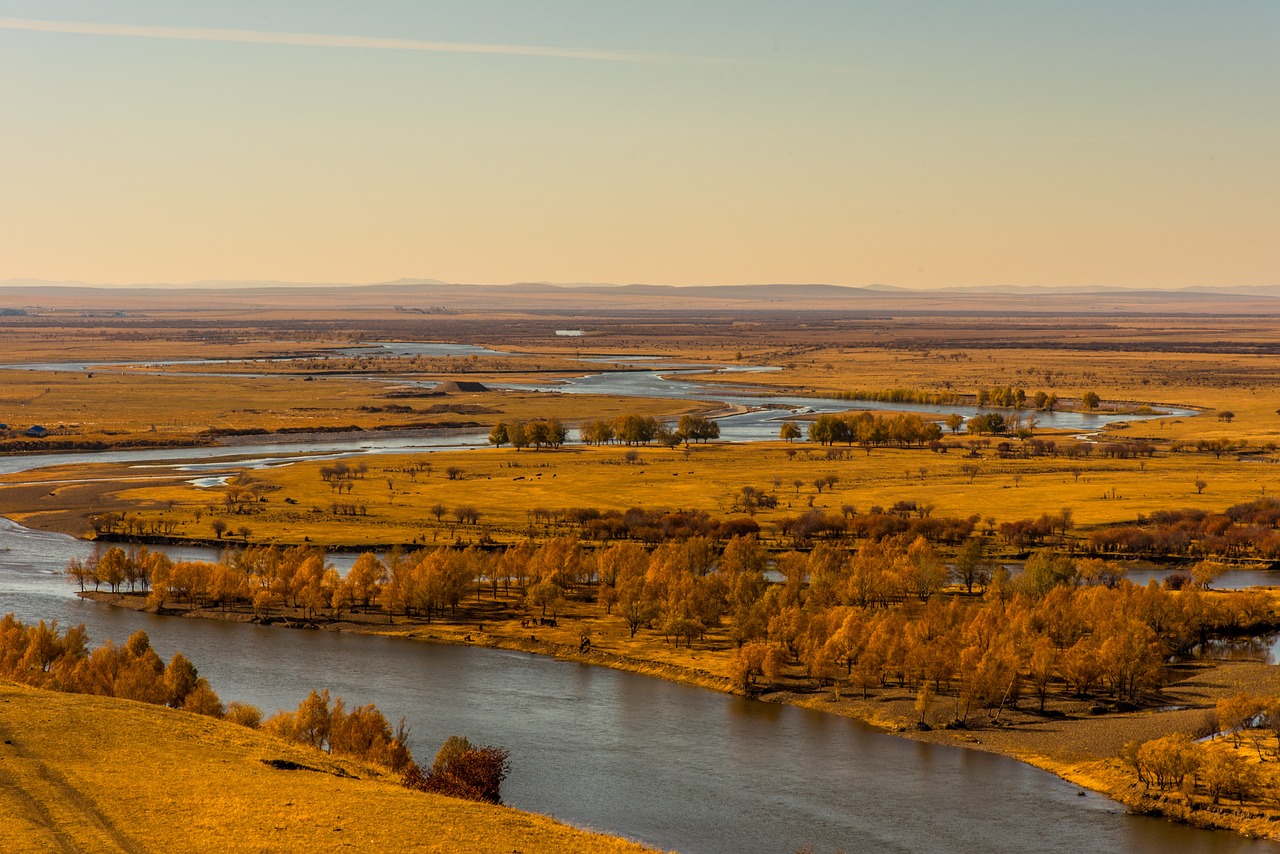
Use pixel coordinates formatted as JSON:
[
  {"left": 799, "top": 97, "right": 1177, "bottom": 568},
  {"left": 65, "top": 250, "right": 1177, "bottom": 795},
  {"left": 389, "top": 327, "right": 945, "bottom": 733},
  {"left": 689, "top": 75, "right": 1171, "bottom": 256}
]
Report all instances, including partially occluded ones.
[{"left": 0, "top": 1, "right": 1276, "bottom": 288}]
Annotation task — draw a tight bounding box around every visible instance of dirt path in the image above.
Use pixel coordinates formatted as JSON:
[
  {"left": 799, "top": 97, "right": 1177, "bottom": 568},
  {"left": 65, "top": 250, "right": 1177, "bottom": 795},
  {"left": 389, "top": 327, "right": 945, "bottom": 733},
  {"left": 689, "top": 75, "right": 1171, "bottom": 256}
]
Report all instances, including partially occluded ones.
[{"left": 0, "top": 717, "right": 146, "bottom": 853}]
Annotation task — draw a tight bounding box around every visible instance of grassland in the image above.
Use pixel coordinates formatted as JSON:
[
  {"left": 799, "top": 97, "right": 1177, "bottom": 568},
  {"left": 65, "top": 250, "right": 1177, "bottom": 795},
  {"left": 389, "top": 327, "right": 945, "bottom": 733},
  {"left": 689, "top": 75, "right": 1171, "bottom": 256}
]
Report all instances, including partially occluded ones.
[
  {"left": 0, "top": 680, "right": 657, "bottom": 854},
  {"left": 8, "top": 302, "right": 1280, "bottom": 844},
  {"left": 6, "top": 436, "right": 1273, "bottom": 550},
  {"left": 0, "top": 369, "right": 697, "bottom": 454}
]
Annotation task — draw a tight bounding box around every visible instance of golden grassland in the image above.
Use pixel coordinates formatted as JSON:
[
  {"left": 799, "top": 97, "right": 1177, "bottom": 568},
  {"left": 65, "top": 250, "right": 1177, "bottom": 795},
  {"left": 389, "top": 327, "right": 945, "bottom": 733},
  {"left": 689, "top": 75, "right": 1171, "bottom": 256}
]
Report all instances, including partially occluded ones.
[
  {"left": 10, "top": 436, "right": 1276, "bottom": 548},
  {"left": 0, "top": 368, "right": 697, "bottom": 451},
  {"left": 0, "top": 680, "right": 658, "bottom": 854}
]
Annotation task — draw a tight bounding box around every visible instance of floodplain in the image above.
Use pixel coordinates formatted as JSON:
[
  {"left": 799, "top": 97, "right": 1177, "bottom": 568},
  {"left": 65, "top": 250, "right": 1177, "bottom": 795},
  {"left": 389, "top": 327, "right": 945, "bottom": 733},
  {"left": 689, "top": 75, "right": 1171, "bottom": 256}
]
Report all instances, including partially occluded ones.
[{"left": 5, "top": 288, "right": 1280, "bottom": 846}]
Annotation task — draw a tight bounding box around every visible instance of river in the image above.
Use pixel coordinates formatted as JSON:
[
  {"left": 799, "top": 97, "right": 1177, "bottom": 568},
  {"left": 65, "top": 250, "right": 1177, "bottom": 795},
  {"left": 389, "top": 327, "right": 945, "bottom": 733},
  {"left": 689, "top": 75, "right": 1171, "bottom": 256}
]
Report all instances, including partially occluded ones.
[{"left": 0, "top": 348, "right": 1266, "bottom": 852}]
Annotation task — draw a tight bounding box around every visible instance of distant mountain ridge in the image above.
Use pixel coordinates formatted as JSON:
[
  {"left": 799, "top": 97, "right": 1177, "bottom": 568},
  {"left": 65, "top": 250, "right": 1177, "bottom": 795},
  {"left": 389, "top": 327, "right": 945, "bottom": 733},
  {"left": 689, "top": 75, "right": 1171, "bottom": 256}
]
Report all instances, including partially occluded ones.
[
  {"left": 2, "top": 278, "right": 1278, "bottom": 315},
  {"left": 3, "top": 278, "right": 1277, "bottom": 298}
]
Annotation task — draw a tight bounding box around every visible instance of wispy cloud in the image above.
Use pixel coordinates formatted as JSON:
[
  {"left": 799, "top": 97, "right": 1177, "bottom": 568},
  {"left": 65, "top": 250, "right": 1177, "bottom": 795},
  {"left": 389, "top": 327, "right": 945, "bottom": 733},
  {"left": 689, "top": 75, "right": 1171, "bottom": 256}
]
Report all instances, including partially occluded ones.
[{"left": 0, "top": 16, "right": 684, "bottom": 63}]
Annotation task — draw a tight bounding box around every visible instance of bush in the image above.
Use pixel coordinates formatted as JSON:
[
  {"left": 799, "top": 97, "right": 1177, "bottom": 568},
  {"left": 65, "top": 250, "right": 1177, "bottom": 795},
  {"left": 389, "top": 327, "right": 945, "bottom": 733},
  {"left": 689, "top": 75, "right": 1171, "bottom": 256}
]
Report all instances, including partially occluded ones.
[{"left": 403, "top": 736, "right": 511, "bottom": 804}]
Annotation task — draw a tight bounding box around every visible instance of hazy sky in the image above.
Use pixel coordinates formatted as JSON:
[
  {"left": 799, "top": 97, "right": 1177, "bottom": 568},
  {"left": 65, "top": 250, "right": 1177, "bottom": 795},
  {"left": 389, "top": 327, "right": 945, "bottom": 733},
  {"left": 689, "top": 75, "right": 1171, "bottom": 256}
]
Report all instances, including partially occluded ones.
[{"left": 1, "top": 2, "right": 1276, "bottom": 287}]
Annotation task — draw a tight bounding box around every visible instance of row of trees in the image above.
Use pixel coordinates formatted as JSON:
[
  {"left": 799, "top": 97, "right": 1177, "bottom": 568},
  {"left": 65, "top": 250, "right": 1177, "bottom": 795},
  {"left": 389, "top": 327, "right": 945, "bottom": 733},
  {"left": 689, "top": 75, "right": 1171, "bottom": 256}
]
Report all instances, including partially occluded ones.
[
  {"left": 806, "top": 412, "right": 944, "bottom": 448},
  {"left": 0, "top": 617, "right": 226, "bottom": 716},
  {"left": 489, "top": 413, "right": 722, "bottom": 451},
  {"left": 818, "top": 385, "right": 1096, "bottom": 413},
  {"left": 67, "top": 529, "right": 1275, "bottom": 726},
  {"left": 488, "top": 418, "right": 569, "bottom": 450},
  {"left": 975, "top": 385, "right": 1068, "bottom": 411},
  {"left": 1088, "top": 498, "right": 1280, "bottom": 559}
]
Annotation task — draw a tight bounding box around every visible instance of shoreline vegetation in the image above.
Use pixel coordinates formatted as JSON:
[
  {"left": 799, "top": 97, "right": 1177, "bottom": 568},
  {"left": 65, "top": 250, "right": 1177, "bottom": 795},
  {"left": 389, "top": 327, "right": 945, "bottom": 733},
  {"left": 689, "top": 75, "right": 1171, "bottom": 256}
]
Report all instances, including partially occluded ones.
[{"left": 78, "top": 573, "right": 1280, "bottom": 843}]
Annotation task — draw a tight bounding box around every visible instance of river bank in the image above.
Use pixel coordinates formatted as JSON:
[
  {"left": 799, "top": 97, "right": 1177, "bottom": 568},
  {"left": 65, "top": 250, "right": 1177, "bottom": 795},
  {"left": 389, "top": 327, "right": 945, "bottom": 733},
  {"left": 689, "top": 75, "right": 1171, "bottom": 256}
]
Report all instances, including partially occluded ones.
[
  {"left": 79, "top": 589, "right": 1280, "bottom": 843},
  {"left": 0, "top": 680, "right": 659, "bottom": 854}
]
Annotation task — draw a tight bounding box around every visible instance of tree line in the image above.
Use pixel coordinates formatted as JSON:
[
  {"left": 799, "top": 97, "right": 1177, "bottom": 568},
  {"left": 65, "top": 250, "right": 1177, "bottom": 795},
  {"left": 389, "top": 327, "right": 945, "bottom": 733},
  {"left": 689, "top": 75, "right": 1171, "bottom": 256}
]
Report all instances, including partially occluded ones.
[
  {"left": 69, "top": 533, "right": 1274, "bottom": 729},
  {"left": 489, "top": 413, "right": 720, "bottom": 450},
  {"left": 1088, "top": 498, "right": 1280, "bottom": 560}
]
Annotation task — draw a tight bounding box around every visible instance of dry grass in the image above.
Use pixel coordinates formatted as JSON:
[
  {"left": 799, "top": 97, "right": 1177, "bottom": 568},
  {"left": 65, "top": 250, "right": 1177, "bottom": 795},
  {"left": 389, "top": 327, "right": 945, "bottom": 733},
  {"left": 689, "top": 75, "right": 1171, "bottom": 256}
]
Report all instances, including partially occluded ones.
[
  {"left": 23, "top": 437, "right": 1273, "bottom": 548},
  {"left": 0, "top": 680, "right": 659, "bottom": 854},
  {"left": 694, "top": 343, "right": 1280, "bottom": 448},
  {"left": 0, "top": 367, "right": 694, "bottom": 449}
]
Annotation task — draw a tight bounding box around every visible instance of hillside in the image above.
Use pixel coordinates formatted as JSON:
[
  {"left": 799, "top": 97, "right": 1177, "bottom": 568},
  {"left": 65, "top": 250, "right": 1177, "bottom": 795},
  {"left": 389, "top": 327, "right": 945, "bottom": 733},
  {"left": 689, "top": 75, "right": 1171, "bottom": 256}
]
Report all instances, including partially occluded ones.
[{"left": 0, "top": 681, "right": 656, "bottom": 854}]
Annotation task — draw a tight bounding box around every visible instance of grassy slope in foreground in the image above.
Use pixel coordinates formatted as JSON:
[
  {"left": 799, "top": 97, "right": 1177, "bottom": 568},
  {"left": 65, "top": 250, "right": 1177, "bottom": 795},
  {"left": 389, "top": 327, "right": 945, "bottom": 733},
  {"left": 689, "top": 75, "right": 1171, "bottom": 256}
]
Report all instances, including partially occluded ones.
[{"left": 0, "top": 681, "right": 658, "bottom": 854}]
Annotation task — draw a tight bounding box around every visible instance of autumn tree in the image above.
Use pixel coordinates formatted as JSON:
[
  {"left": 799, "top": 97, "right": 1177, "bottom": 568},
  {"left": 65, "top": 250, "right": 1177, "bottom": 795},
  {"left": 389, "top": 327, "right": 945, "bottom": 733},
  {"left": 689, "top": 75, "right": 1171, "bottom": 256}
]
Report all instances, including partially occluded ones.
[
  {"left": 677, "top": 414, "right": 720, "bottom": 444},
  {"left": 404, "top": 736, "right": 511, "bottom": 804},
  {"left": 487, "top": 422, "right": 509, "bottom": 447},
  {"left": 163, "top": 652, "right": 200, "bottom": 708},
  {"left": 952, "top": 537, "right": 992, "bottom": 594},
  {"left": 347, "top": 552, "right": 387, "bottom": 609}
]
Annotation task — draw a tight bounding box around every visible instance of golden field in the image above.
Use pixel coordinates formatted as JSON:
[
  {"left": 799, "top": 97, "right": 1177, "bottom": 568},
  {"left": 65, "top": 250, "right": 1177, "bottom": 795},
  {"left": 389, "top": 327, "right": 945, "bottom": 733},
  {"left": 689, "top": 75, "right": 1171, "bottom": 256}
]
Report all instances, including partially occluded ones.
[{"left": 7, "top": 436, "right": 1273, "bottom": 549}]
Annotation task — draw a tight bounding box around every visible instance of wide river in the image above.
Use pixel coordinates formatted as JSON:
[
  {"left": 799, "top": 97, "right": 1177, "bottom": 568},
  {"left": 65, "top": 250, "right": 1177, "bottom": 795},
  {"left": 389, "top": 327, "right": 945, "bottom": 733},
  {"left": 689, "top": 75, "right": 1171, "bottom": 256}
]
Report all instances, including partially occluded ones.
[{"left": 0, "top": 347, "right": 1271, "bottom": 852}]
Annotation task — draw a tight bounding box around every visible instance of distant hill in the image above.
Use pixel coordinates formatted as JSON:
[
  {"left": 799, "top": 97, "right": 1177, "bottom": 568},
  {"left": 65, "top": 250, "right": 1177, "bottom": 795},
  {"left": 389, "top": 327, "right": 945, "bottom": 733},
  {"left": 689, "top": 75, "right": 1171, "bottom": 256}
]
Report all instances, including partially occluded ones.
[{"left": 2, "top": 278, "right": 1278, "bottom": 315}]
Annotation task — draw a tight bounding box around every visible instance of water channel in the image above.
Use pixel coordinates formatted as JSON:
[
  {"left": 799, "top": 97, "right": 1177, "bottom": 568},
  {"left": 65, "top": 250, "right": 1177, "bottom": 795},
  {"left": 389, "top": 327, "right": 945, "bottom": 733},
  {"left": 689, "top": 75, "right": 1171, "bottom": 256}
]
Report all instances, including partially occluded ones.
[{"left": 0, "top": 348, "right": 1268, "bottom": 852}]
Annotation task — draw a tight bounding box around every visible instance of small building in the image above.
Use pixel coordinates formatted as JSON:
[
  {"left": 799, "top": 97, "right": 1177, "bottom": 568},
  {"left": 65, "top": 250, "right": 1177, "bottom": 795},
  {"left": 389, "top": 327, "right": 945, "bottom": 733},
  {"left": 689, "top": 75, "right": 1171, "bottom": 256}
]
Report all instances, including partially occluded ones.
[{"left": 24, "top": 425, "right": 49, "bottom": 438}]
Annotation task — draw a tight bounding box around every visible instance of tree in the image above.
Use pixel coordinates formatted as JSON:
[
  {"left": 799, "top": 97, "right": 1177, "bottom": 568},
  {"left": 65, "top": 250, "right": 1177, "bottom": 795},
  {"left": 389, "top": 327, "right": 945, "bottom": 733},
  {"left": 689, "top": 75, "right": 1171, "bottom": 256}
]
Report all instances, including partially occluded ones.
[
  {"left": 613, "top": 414, "right": 658, "bottom": 446},
  {"left": 405, "top": 736, "right": 511, "bottom": 804},
  {"left": 294, "top": 689, "right": 333, "bottom": 749},
  {"left": 508, "top": 420, "right": 529, "bottom": 451},
  {"left": 347, "top": 552, "right": 386, "bottom": 609},
  {"left": 945, "top": 413, "right": 964, "bottom": 434},
  {"left": 582, "top": 419, "right": 614, "bottom": 445},
  {"left": 96, "top": 547, "right": 128, "bottom": 593},
  {"left": 163, "top": 652, "right": 200, "bottom": 708},
  {"left": 210, "top": 519, "right": 227, "bottom": 539},
  {"left": 182, "top": 678, "right": 224, "bottom": 718},
  {"left": 525, "top": 579, "right": 565, "bottom": 617},
  {"left": 779, "top": 422, "right": 802, "bottom": 442},
  {"left": 1190, "top": 560, "right": 1228, "bottom": 590},
  {"left": 1194, "top": 478, "right": 1207, "bottom": 495},
  {"left": 1082, "top": 391, "right": 1101, "bottom": 411},
  {"left": 808, "top": 414, "right": 850, "bottom": 446},
  {"left": 952, "top": 537, "right": 992, "bottom": 594},
  {"left": 65, "top": 558, "right": 89, "bottom": 592},
  {"left": 1201, "top": 748, "right": 1258, "bottom": 805},
  {"left": 656, "top": 425, "right": 682, "bottom": 449},
  {"left": 678, "top": 414, "right": 720, "bottom": 444},
  {"left": 1021, "top": 551, "right": 1077, "bottom": 597},
  {"left": 487, "top": 422, "right": 509, "bottom": 447},
  {"left": 1133, "top": 733, "right": 1199, "bottom": 791}
]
